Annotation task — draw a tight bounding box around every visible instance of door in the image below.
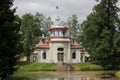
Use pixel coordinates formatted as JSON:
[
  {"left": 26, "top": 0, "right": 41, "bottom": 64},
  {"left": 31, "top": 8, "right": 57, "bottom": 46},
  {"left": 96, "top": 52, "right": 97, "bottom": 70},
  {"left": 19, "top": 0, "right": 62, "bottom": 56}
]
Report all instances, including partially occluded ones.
[{"left": 58, "top": 53, "right": 64, "bottom": 62}]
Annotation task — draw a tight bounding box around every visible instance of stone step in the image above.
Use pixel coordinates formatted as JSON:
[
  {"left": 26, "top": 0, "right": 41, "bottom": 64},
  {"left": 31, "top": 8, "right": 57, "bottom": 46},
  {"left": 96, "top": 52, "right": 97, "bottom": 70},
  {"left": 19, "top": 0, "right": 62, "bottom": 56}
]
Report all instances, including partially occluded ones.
[{"left": 56, "top": 62, "right": 71, "bottom": 71}]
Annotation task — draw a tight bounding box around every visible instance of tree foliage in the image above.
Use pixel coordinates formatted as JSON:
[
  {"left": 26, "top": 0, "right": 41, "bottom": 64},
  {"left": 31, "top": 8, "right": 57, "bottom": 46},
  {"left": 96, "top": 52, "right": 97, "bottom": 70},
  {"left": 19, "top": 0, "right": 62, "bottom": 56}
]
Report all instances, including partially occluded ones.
[
  {"left": 20, "top": 13, "right": 39, "bottom": 60},
  {"left": 67, "top": 14, "right": 81, "bottom": 41},
  {"left": 0, "top": 0, "right": 21, "bottom": 79},
  {"left": 81, "top": 0, "right": 120, "bottom": 69},
  {"left": 34, "top": 13, "right": 52, "bottom": 37},
  {"left": 20, "top": 13, "right": 52, "bottom": 60}
]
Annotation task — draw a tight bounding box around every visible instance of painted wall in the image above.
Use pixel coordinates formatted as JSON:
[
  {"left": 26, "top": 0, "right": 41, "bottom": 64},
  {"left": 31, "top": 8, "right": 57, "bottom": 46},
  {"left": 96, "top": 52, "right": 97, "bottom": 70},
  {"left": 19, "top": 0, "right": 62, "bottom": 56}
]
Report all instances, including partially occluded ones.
[
  {"left": 50, "top": 42, "right": 70, "bottom": 63},
  {"left": 38, "top": 49, "right": 50, "bottom": 63},
  {"left": 30, "top": 54, "right": 38, "bottom": 62},
  {"left": 30, "top": 48, "right": 83, "bottom": 63},
  {"left": 71, "top": 49, "right": 81, "bottom": 63},
  {"left": 30, "top": 44, "right": 85, "bottom": 63}
]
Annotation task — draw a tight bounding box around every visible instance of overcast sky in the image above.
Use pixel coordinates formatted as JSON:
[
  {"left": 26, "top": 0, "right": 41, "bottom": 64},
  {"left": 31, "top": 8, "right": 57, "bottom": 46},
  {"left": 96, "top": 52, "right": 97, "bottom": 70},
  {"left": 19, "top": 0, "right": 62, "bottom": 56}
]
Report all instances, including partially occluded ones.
[{"left": 13, "top": 0, "right": 120, "bottom": 23}]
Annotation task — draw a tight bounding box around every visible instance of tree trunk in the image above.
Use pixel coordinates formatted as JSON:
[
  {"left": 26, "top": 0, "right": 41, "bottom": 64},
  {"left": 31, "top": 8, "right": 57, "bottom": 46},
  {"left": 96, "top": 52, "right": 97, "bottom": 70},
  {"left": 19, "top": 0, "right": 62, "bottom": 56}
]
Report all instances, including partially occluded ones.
[{"left": 27, "top": 55, "right": 30, "bottom": 61}]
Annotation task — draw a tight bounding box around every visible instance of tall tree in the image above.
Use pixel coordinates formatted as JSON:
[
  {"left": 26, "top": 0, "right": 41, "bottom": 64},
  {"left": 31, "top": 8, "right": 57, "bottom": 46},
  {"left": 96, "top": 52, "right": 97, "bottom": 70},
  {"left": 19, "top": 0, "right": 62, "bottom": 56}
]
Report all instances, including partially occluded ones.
[
  {"left": 0, "top": 0, "right": 21, "bottom": 80},
  {"left": 81, "top": 0, "right": 120, "bottom": 69},
  {"left": 34, "top": 13, "right": 52, "bottom": 37},
  {"left": 67, "top": 14, "right": 80, "bottom": 40},
  {"left": 44, "top": 16, "right": 53, "bottom": 36},
  {"left": 20, "top": 13, "right": 52, "bottom": 60},
  {"left": 20, "top": 13, "right": 40, "bottom": 61}
]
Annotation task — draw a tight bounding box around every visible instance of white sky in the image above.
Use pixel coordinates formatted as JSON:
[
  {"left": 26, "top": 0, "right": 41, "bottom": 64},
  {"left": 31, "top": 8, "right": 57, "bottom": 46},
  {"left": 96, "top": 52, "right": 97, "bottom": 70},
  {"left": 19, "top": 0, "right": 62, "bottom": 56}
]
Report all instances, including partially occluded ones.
[{"left": 13, "top": 0, "right": 120, "bottom": 23}]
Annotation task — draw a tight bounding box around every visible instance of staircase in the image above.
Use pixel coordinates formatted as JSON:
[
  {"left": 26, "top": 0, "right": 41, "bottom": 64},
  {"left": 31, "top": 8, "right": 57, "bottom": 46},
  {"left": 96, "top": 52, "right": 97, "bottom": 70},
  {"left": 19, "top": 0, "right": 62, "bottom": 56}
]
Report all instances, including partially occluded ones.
[{"left": 56, "top": 62, "right": 71, "bottom": 71}]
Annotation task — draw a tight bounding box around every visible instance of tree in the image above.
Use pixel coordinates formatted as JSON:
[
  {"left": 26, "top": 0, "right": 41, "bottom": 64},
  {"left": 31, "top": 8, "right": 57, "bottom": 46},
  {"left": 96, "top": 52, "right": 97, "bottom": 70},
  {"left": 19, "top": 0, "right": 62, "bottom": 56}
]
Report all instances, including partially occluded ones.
[
  {"left": 0, "top": 0, "right": 21, "bottom": 79},
  {"left": 81, "top": 0, "right": 120, "bottom": 69},
  {"left": 20, "top": 13, "right": 53, "bottom": 60},
  {"left": 67, "top": 14, "right": 81, "bottom": 41},
  {"left": 20, "top": 13, "right": 40, "bottom": 61},
  {"left": 20, "top": 12, "right": 53, "bottom": 61},
  {"left": 34, "top": 13, "right": 52, "bottom": 37},
  {"left": 44, "top": 16, "right": 53, "bottom": 36}
]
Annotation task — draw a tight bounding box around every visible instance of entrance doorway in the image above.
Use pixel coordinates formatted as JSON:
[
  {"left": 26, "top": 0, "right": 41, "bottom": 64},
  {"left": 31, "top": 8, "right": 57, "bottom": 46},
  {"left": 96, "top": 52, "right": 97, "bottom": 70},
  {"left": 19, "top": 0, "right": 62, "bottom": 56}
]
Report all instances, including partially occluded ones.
[
  {"left": 58, "top": 53, "right": 64, "bottom": 62},
  {"left": 57, "top": 47, "right": 64, "bottom": 62}
]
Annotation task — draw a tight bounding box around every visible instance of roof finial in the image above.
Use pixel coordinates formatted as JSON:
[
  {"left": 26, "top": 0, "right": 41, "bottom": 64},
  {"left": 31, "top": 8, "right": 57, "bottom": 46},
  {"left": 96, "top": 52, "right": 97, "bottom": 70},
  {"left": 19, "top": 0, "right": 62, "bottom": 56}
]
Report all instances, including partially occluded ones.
[
  {"left": 55, "top": 5, "right": 61, "bottom": 26},
  {"left": 56, "top": 6, "right": 59, "bottom": 10}
]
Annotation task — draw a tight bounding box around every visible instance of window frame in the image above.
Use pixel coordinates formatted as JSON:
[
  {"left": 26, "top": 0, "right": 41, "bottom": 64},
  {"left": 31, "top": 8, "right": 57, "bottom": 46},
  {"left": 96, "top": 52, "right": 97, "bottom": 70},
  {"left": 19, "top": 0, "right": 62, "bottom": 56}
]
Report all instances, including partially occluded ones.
[
  {"left": 42, "top": 52, "right": 46, "bottom": 59},
  {"left": 72, "top": 52, "right": 76, "bottom": 59}
]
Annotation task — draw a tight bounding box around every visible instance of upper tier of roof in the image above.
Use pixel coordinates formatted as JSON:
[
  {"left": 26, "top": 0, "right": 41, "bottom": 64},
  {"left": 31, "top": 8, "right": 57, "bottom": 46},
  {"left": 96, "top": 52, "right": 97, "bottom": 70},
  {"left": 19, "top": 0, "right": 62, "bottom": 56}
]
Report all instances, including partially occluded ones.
[{"left": 48, "top": 25, "right": 68, "bottom": 31}]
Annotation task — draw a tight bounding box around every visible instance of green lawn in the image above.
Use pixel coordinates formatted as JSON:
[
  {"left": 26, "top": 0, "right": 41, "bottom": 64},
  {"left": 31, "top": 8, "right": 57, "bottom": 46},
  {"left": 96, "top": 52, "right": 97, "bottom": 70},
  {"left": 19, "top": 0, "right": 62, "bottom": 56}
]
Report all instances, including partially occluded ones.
[
  {"left": 71, "top": 62, "right": 103, "bottom": 71},
  {"left": 17, "top": 62, "right": 56, "bottom": 72},
  {"left": 16, "top": 61, "right": 103, "bottom": 72},
  {"left": 116, "top": 71, "right": 120, "bottom": 78}
]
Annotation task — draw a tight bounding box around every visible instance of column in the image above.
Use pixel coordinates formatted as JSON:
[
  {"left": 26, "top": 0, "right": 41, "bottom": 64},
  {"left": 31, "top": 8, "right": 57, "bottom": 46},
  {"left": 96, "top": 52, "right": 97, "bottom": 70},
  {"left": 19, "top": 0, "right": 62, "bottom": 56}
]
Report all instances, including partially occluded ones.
[
  {"left": 68, "top": 42, "right": 71, "bottom": 63},
  {"left": 49, "top": 42, "right": 52, "bottom": 63}
]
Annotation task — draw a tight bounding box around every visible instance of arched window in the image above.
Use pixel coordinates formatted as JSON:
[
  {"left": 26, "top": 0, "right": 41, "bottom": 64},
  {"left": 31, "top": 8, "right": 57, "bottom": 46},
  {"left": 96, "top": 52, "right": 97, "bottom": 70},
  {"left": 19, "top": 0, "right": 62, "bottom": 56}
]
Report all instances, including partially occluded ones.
[
  {"left": 43, "top": 52, "right": 46, "bottom": 59},
  {"left": 72, "top": 52, "right": 76, "bottom": 59}
]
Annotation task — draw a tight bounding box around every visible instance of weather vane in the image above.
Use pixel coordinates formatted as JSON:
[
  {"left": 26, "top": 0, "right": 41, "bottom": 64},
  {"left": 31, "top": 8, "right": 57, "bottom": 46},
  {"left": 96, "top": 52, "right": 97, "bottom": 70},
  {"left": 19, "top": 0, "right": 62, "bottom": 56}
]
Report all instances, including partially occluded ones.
[{"left": 56, "top": 6, "right": 59, "bottom": 10}]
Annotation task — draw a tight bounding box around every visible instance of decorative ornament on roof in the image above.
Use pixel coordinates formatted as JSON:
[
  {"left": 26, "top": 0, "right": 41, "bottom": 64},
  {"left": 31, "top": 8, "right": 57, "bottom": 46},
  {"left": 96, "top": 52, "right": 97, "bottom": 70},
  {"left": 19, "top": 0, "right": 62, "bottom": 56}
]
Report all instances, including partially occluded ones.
[
  {"left": 54, "top": 5, "right": 61, "bottom": 26},
  {"left": 50, "top": 5, "right": 67, "bottom": 29},
  {"left": 55, "top": 16, "right": 61, "bottom": 26}
]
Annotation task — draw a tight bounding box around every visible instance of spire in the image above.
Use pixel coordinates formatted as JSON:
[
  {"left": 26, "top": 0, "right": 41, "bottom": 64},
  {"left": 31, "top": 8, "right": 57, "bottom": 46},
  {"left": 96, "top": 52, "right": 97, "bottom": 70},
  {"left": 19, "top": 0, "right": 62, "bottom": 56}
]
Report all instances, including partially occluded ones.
[{"left": 55, "top": 5, "right": 61, "bottom": 26}]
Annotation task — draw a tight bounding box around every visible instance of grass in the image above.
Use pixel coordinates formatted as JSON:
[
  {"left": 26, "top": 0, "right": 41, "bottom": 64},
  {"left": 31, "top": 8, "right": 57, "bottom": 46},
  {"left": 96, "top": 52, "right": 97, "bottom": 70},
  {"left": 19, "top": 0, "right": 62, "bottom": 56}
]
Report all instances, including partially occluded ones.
[
  {"left": 17, "top": 62, "right": 56, "bottom": 72},
  {"left": 71, "top": 62, "right": 103, "bottom": 71},
  {"left": 16, "top": 61, "right": 103, "bottom": 72},
  {"left": 115, "top": 71, "right": 120, "bottom": 78}
]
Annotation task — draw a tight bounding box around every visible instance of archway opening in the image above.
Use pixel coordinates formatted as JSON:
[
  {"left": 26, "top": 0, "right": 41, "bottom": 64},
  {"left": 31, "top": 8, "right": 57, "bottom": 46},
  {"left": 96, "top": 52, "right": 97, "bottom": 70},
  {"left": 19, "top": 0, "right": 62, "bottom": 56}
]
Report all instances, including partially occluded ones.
[{"left": 57, "top": 48, "right": 64, "bottom": 62}]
